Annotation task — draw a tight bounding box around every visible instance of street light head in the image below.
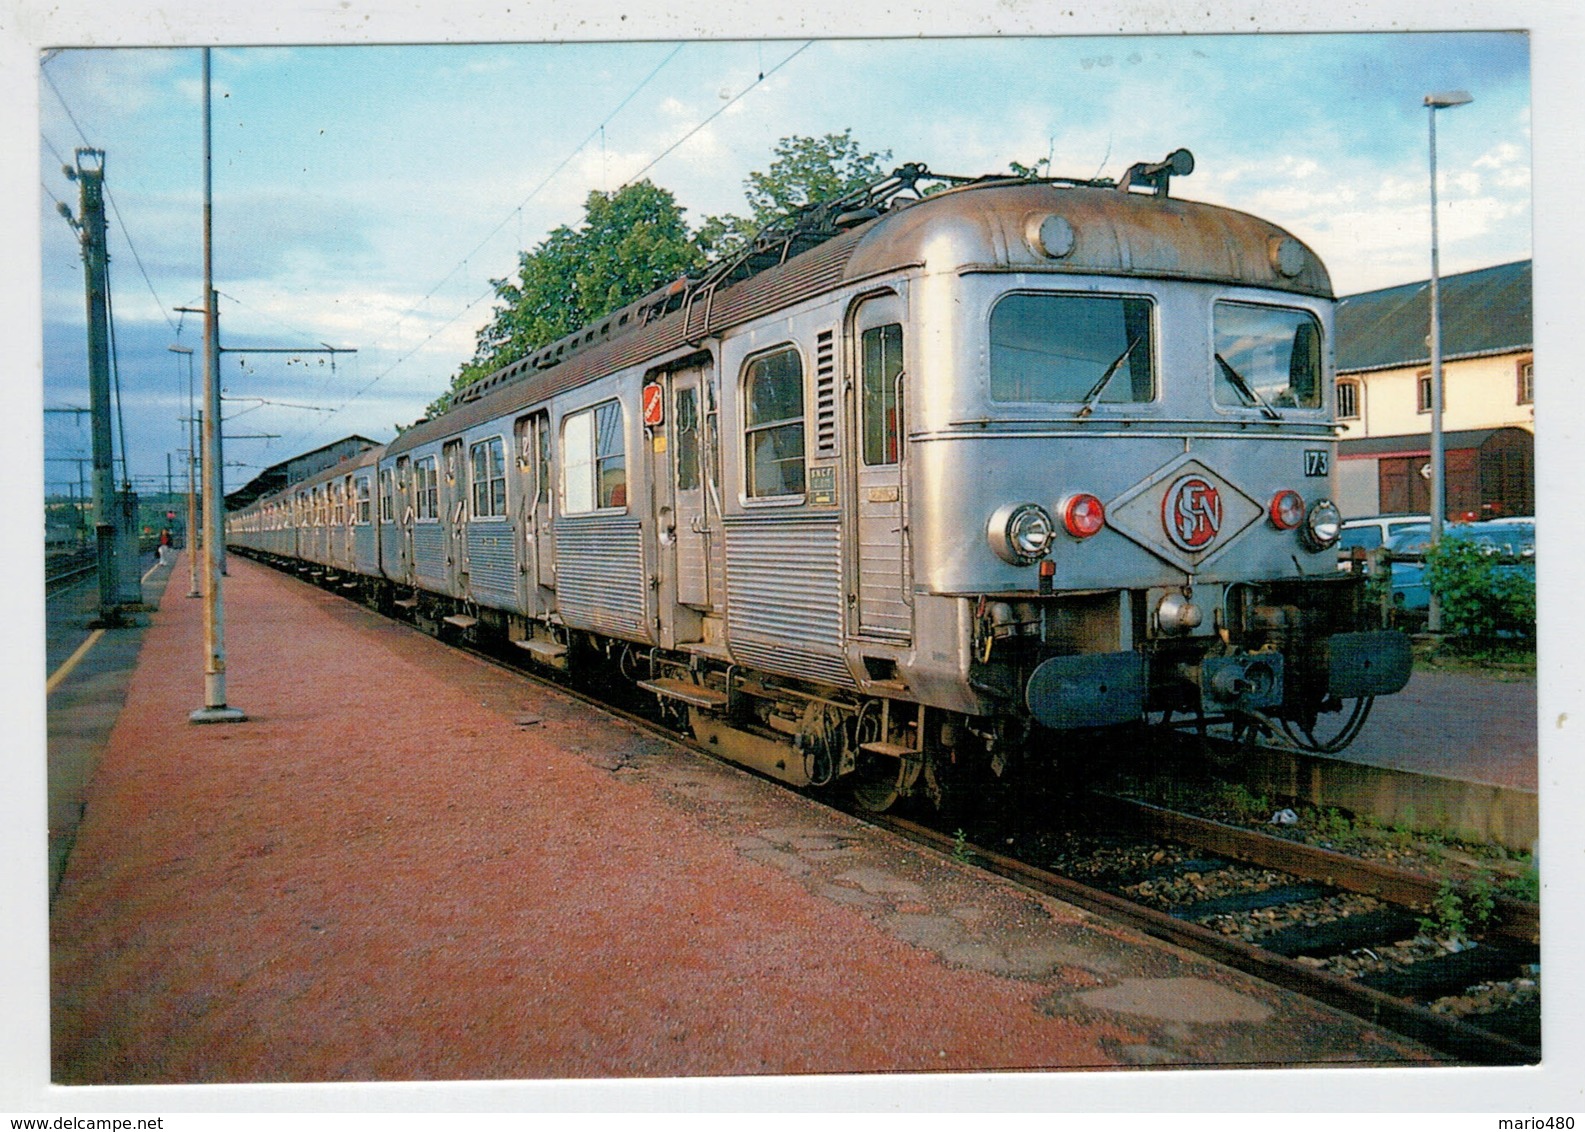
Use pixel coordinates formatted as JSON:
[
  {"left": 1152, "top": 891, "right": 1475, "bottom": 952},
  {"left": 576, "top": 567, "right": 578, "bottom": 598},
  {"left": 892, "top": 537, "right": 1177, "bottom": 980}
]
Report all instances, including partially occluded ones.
[
  {"left": 1425, "top": 90, "right": 1473, "bottom": 109},
  {"left": 168, "top": 345, "right": 195, "bottom": 355}
]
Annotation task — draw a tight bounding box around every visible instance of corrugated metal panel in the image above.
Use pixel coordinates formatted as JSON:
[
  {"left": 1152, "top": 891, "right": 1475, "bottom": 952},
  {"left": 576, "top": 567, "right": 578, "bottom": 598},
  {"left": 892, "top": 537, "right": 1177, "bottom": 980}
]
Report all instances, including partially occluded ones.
[
  {"left": 554, "top": 516, "right": 649, "bottom": 640},
  {"left": 466, "top": 523, "right": 518, "bottom": 607},
  {"left": 379, "top": 522, "right": 405, "bottom": 580},
  {"left": 354, "top": 525, "right": 378, "bottom": 575},
  {"left": 412, "top": 523, "right": 447, "bottom": 586},
  {"left": 857, "top": 502, "right": 910, "bottom": 638},
  {"left": 724, "top": 514, "right": 853, "bottom": 688}
]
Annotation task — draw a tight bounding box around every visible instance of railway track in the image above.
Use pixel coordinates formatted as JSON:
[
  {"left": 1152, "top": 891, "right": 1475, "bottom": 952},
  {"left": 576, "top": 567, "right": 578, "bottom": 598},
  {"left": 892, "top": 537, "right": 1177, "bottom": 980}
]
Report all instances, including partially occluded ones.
[
  {"left": 275, "top": 560, "right": 1543, "bottom": 1067},
  {"left": 46, "top": 551, "right": 98, "bottom": 595},
  {"left": 869, "top": 804, "right": 1539, "bottom": 1066}
]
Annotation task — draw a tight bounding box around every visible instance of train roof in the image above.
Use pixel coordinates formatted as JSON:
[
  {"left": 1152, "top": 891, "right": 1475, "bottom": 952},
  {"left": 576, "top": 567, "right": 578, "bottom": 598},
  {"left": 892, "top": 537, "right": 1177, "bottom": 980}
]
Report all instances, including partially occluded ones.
[
  {"left": 258, "top": 441, "right": 384, "bottom": 501},
  {"left": 389, "top": 168, "right": 1331, "bottom": 458}
]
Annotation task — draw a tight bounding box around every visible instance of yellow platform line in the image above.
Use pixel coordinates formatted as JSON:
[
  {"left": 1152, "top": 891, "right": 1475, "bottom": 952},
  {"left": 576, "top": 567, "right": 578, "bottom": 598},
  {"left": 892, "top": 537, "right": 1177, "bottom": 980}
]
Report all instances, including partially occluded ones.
[{"left": 47, "top": 629, "right": 105, "bottom": 695}]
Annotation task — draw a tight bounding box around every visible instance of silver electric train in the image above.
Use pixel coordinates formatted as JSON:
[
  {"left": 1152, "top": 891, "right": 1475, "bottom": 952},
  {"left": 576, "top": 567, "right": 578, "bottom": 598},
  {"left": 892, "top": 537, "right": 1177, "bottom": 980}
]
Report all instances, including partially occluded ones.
[{"left": 229, "top": 152, "right": 1413, "bottom": 810}]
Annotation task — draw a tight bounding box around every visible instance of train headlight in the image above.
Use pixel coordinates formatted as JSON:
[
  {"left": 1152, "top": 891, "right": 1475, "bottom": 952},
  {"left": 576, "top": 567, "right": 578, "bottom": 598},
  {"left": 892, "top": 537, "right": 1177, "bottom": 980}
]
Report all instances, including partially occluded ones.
[
  {"left": 1061, "top": 493, "right": 1106, "bottom": 539},
  {"left": 1300, "top": 499, "right": 1342, "bottom": 550},
  {"left": 988, "top": 502, "right": 1056, "bottom": 565},
  {"left": 1269, "top": 490, "right": 1304, "bottom": 530}
]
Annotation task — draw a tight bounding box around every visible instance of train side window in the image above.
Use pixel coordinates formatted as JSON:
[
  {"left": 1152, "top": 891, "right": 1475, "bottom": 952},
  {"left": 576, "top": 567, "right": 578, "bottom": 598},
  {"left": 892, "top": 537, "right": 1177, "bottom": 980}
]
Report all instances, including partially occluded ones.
[
  {"left": 356, "top": 476, "right": 372, "bottom": 525},
  {"left": 861, "top": 323, "right": 904, "bottom": 466},
  {"left": 379, "top": 469, "right": 394, "bottom": 523},
  {"left": 536, "top": 415, "right": 552, "bottom": 505},
  {"left": 743, "top": 346, "right": 806, "bottom": 498},
  {"left": 990, "top": 292, "right": 1155, "bottom": 404},
  {"left": 1213, "top": 302, "right": 1324, "bottom": 411},
  {"left": 675, "top": 387, "right": 700, "bottom": 492},
  {"left": 414, "top": 456, "right": 439, "bottom": 521},
  {"left": 469, "top": 436, "right": 508, "bottom": 519},
  {"left": 562, "top": 400, "right": 626, "bottom": 514}
]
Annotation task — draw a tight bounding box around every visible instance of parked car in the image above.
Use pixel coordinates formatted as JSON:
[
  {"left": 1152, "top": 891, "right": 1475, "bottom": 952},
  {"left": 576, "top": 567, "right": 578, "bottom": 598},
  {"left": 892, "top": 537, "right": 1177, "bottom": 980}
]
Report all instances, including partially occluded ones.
[
  {"left": 1337, "top": 514, "right": 1429, "bottom": 571},
  {"left": 1384, "top": 518, "right": 1536, "bottom": 623}
]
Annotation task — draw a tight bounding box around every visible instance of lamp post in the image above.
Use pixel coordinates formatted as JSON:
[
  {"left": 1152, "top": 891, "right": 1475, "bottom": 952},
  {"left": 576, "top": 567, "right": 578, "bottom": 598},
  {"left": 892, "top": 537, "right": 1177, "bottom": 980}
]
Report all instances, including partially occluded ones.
[
  {"left": 1424, "top": 89, "right": 1472, "bottom": 635},
  {"left": 190, "top": 46, "right": 246, "bottom": 724},
  {"left": 168, "top": 344, "right": 202, "bottom": 599}
]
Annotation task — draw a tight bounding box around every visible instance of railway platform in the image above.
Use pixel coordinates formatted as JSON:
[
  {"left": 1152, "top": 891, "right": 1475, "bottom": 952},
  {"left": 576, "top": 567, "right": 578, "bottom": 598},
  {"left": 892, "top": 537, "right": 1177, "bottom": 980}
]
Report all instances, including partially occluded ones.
[
  {"left": 45, "top": 553, "right": 1522, "bottom": 1092},
  {"left": 1225, "top": 665, "right": 1537, "bottom": 853}
]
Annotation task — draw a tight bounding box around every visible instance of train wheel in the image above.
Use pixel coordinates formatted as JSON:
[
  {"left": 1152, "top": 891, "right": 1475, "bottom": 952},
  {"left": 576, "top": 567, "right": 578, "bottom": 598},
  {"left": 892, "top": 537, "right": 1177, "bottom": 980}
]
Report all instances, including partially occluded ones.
[{"left": 849, "top": 746, "right": 923, "bottom": 813}]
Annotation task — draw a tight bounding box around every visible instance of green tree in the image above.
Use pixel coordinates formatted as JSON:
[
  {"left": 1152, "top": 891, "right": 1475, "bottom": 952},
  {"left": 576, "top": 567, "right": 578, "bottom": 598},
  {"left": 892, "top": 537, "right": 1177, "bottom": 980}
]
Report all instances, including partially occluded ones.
[
  {"left": 429, "top": 179, "right": 702, "bottom": 418},
  {"left": 425, "top": 133, "right": 893, "bottom": 422},
  {"left": 697, "top": 130, "right": 892, "bottom": 255}
]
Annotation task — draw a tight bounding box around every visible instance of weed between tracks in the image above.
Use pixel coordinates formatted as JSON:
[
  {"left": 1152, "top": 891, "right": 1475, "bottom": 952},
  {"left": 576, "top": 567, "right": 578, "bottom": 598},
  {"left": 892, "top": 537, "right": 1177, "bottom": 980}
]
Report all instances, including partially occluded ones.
[{"left": 1108, "top": 771, "right": 1538, "bottom": 904}]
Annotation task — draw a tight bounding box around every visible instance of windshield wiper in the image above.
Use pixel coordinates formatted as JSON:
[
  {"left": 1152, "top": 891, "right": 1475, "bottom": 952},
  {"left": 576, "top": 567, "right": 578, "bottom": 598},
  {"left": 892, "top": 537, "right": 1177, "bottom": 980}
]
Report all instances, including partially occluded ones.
[
  {"left": 1215, "top": 352, "right": 1280, "bottom": 419},
  {"left": 1076, "top": 335, "right": 1143, "bottom": 418}
]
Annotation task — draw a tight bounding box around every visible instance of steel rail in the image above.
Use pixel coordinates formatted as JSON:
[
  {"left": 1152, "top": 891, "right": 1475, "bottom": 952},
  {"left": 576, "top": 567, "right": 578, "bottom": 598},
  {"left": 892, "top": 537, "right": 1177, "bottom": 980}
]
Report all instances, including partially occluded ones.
[
  {"left": 872, "top": 812, "right": 1538, "bottom": 1067},
  {"left": 1091, "top": 795, "right": 1539, "bottom": 943}
]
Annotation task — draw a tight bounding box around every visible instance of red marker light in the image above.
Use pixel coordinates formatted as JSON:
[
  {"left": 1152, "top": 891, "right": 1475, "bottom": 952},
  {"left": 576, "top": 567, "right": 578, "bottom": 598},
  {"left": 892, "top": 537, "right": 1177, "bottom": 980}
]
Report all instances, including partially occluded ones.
[
  {"left": 1062, "top": 493, "right": 1106, "bottom": 538},
  {"left": 1269, "top": 489, "right": 1305, "bottom": 530}
]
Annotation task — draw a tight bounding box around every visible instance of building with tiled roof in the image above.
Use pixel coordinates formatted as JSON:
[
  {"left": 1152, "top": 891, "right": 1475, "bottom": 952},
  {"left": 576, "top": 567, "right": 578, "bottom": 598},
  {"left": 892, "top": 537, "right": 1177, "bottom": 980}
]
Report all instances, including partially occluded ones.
[{"left": 1333, "top": 260, "right": 1532, "bottom": 519}]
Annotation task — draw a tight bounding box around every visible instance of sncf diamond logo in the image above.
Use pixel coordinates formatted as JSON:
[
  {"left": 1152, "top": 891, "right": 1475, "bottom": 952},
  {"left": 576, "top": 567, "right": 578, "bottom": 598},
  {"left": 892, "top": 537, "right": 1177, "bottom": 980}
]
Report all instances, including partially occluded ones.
[
  {"left": 1106, "top": 456, "right": 1260, "bottom": 572},
  {"left": 1162, "top": 474, "right": 1223, "bottom": 551}
]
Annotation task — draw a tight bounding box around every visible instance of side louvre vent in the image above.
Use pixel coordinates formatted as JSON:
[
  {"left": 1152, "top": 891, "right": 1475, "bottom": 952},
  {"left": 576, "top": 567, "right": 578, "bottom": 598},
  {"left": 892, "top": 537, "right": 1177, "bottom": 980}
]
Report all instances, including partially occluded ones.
[{"left": 814, "top": 329, "right": 838, "bottom": 457}]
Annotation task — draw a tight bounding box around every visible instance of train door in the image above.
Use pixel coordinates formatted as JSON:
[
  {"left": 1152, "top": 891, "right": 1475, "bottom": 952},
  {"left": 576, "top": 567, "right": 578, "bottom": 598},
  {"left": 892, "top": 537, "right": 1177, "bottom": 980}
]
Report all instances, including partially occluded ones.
[
  {"left": 341, "top": 474, "right": 355, "bottom": 566},
  {"left": 850, "top": 292, "right": 912, "bottom": 641},
  {"left": 513, "top": 410, "right": 555, "bottom": 614},
  {"left": 647, "top": 363, "right": 718, "bottom": 649},
  {"left": 442, "top": 438, "right": 467, "bottom": 595},
  {"left": 395, "top": 456, "right": 414, "bottom": 583},
  {"left": 669, "top": 364, "right": 717, "bottom": 612}
]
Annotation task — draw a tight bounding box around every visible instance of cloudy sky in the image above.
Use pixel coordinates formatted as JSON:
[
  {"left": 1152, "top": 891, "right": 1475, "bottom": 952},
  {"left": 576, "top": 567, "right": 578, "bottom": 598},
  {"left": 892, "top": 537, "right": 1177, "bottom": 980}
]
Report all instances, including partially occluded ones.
[{"left": 25, "top": 19, "right": 1540, "bottom": 503}]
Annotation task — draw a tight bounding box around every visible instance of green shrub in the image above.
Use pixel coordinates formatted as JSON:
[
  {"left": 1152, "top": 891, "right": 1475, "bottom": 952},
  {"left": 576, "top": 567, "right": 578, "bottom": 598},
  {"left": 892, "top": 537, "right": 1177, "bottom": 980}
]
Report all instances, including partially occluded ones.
[{"left": 1424, "top": 539, "right": 1536, "bottom": 638}]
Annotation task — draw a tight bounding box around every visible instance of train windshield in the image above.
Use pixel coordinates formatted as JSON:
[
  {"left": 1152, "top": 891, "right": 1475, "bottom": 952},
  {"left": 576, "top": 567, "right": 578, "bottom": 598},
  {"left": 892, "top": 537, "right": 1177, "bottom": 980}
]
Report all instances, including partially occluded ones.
[
  {"left": 989, "top": 292, "right": 1155, "bottom": 404},
  {"left": 1213, "top": 302, "right": 1324, "bottom": 412}
]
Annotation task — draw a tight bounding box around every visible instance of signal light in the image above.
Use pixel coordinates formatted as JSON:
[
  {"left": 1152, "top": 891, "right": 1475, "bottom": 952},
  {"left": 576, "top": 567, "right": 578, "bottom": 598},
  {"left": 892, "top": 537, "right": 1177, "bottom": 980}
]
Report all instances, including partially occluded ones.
[
  {"left": 1062, "top": 493, "right": 1106, "bottom": 538},
  {"left": 1269, "top": 490, "right": 1304, "bottom": 530}
]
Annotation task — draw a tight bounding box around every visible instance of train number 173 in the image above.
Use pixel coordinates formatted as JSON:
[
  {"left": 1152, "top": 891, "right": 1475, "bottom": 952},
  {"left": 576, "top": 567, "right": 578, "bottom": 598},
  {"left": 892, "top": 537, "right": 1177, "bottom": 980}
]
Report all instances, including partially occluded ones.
[{"left": 1304, "top": 449, "right": 1329, "bottom": 477}]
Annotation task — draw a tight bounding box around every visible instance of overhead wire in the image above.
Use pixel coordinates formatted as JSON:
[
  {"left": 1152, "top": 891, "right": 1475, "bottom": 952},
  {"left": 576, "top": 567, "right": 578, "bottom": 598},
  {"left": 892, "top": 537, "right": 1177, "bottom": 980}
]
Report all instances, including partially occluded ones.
[
  {"left": 295, "top": 41, "right": 814, "bottom": 452},
  {"left": 279, "top": 41, "right": 692, "bottom": 453},
  {"left": 43, "top": 65, "right": 132, "bottom": 488},
  {"left": 621, "top": 41, "right": 813, "bottom": 188},
  {"left": 44, "top": 60, "right": 179, "bottom": 335},
  {"left": 351, "top": 43, "right": 688, "bottom": 372}
]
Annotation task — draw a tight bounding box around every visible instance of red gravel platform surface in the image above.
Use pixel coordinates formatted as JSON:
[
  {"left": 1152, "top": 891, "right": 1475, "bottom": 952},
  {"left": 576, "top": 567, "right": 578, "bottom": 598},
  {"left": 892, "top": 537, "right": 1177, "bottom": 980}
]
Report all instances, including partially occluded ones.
[{"left": 50, "top": 556, "right": 1439, "bottom": 1084}]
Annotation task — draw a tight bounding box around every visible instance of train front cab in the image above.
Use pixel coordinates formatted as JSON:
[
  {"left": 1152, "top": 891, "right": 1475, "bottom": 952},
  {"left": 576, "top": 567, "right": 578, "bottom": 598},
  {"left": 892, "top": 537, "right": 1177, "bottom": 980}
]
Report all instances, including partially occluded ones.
[{"left": 882, "top": 189, "right": 1414, "bottom": 752}]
